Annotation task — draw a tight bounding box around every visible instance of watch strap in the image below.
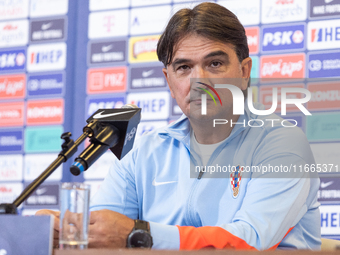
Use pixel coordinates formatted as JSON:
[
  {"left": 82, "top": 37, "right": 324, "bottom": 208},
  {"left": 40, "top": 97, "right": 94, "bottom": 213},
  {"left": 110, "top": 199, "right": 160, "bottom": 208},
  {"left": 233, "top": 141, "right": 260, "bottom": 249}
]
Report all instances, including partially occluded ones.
[
  {"left": 127, "top": 219, "right": 153, "bottom": 248},
  {"left": 133, "top": 219, "right": 150, "bottom": 233}
]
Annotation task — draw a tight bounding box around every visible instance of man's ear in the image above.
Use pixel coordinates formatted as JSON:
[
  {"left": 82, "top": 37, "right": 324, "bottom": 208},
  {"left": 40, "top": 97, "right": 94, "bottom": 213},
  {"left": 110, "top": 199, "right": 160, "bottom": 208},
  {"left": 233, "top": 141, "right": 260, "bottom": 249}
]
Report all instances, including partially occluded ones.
[
  {"left": 241, "top": 57, "right": 252, "bottom": 90},
  {"left": 163, "top": 67, "right": 175, "bottom": 98}
]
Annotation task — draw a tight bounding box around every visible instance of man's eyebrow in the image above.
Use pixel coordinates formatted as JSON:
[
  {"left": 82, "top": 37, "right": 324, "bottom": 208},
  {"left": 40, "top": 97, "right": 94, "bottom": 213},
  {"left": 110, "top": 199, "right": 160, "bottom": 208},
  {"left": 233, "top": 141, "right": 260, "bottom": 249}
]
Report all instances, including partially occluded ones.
[
  {"left": 171, "top": 58, "right": 191, "bottom": 69},
  {"left": 204, "top": 50, "right": 230, "bottom": 61},
  {"left": 170, "top": 51, "right": 230, "bottom": 69}
]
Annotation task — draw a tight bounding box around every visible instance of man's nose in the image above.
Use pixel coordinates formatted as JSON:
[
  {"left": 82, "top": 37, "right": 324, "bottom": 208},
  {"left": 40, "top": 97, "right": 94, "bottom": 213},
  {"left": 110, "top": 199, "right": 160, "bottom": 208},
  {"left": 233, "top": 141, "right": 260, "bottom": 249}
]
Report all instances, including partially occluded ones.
[
  {"left": 190, "top": 67, "right": 213, "bottom": 90},
  {"left": 191, "top": 66, "right": 208, "bottom": 79}
]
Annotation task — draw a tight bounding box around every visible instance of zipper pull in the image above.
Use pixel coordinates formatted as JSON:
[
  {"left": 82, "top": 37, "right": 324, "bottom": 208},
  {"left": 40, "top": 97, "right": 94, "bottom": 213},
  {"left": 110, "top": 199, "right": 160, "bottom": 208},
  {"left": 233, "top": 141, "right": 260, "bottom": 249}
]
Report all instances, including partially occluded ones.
[{"left": 198, "top": 167, "right": 204, "bottom": 179}]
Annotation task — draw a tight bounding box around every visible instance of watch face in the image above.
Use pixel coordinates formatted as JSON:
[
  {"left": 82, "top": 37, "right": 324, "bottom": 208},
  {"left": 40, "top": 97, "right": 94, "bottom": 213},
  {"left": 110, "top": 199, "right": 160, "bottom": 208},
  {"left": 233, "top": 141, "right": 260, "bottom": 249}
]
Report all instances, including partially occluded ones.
[{"left": 129, "top": 229, "right": 152, "bottom": 248}]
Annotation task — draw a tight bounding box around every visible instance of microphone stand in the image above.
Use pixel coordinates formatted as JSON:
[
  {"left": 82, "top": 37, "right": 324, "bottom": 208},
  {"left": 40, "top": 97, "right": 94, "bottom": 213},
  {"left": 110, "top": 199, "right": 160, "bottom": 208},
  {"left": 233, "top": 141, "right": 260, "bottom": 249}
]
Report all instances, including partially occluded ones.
[
  {"left": 0, "top": 106, "right": 140, "bottom": 215},
  {"left": 0, "top": 130, "right": 91, "bottom": 215}
]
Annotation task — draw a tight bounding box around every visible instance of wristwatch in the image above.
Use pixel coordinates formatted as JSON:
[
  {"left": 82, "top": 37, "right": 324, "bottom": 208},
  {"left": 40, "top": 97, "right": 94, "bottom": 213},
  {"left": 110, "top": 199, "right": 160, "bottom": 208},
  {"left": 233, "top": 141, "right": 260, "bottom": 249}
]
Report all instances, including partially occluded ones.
[{"left": 126, "top": 220, "right": 153, "bottom": 248}]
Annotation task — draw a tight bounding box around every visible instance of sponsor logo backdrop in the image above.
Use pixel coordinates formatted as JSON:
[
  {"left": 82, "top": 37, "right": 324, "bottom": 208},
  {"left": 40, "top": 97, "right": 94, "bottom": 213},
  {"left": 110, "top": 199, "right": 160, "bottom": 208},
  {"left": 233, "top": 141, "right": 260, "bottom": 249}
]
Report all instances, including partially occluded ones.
[{"left": 0, "top": 0, "right": 77, "bottom": 215}]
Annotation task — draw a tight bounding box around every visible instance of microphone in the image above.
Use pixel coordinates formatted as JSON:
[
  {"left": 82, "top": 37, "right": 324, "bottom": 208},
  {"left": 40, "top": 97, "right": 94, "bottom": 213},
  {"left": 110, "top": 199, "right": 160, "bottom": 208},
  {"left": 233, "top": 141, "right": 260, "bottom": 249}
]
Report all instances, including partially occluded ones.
[{"left": 70, "top": 104, "right": 141, "bottom": 176}]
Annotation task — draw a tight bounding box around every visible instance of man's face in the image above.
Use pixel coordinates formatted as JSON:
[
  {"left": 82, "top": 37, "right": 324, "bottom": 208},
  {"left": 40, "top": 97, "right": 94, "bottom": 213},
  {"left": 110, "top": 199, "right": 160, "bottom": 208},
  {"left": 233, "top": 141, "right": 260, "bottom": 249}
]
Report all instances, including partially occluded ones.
[{"left": 163, "top": 34, "right": 252, "bottom": 122}]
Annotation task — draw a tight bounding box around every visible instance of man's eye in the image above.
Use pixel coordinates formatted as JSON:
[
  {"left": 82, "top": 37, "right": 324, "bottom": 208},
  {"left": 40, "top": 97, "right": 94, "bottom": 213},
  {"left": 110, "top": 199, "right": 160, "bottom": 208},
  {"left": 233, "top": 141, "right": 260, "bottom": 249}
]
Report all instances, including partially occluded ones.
[
  {"left": 211, "top": 61, "right": 222, "bottom": 67},
  {"left": 178, "top": 65, "right": 190, "bottom": 70}
]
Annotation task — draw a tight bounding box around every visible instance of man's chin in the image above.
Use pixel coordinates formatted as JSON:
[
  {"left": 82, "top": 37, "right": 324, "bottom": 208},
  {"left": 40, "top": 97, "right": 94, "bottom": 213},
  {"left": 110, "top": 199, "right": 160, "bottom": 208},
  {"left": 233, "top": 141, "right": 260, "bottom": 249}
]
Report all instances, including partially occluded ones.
[{"left": 187, "top": 110, "right": 218, "bottom": 123}]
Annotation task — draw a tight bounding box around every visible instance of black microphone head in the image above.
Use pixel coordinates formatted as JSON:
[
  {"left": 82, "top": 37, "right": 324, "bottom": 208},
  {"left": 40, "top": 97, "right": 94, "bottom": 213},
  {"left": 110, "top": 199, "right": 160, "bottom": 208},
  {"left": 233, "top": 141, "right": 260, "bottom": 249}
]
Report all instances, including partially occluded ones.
[
  {"left": 86, "top": 107, "right": 141, "bottom": 160},
  {"left": 70, "top": 105, "right": 141, "bottom": 176}
]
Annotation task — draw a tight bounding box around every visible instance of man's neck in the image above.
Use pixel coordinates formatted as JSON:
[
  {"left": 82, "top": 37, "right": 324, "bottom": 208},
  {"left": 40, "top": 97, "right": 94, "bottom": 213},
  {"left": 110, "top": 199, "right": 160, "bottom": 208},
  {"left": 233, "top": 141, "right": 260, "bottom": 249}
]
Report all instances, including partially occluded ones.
[{"left": 189, "top": 114, "right": 240, "bottom": 144}]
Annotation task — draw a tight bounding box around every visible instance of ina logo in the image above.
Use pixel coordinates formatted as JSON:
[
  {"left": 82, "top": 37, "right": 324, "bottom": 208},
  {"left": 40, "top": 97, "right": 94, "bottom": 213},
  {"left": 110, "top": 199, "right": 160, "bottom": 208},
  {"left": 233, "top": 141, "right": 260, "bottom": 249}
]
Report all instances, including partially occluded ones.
[{"left": 132, "top": 17, "right": 140, "bottom": 26}]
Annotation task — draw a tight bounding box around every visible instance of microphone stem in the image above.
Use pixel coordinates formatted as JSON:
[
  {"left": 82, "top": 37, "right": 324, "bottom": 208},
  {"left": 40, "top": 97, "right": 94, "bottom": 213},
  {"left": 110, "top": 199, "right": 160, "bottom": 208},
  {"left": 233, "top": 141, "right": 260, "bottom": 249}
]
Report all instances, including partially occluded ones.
[
  {"left": 61, "top": 130, "right": 91, "bottom": 161},
  {"left": 13, "top": 155, "right": 66, "bottom": 207},
  {"left": 13, "top": 130, "right": 91, "bottom": 208}
]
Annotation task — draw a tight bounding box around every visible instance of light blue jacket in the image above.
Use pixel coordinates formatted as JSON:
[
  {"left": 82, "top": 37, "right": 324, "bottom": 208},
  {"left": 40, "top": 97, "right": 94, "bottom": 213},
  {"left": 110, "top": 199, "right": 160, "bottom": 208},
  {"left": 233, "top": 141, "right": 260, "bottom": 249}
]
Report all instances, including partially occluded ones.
[{"left": 91, "top": 103, "right": 321, "bottom": 250}]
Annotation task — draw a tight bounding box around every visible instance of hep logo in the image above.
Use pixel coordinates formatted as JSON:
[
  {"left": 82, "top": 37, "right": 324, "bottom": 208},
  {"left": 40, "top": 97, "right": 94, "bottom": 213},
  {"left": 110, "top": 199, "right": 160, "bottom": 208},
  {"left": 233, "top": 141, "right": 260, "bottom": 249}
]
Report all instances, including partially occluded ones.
[
  {"left": 311, "top": 29, "right": 322, "bottom": 43},
  {"left": 198, "top": 83, "right": 311, "bottom": 116},
  {"left": 311, "top": 27, "right": 339, "bottom": 43}
]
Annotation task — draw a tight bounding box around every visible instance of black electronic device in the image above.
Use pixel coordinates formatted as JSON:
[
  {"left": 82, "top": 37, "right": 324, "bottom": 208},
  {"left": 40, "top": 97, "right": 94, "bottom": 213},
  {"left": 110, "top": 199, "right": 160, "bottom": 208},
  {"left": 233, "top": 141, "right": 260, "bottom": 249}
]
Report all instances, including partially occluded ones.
[
  {"left": 127, "top": 220, "right": 153, "bottom": 248},
  {"left": 0, "top": 104, "right": 141, "bottom": 214},
  {"left": 70, "top": 104, "right": 141, "bottom": 176}
]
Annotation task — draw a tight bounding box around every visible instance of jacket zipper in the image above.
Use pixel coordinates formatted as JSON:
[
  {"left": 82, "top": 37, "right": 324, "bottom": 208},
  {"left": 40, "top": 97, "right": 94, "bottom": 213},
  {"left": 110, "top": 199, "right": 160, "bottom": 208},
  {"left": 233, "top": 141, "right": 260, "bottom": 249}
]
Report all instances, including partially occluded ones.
[{"left": 198, "top": 167, "right": 205, "bottom": 179}]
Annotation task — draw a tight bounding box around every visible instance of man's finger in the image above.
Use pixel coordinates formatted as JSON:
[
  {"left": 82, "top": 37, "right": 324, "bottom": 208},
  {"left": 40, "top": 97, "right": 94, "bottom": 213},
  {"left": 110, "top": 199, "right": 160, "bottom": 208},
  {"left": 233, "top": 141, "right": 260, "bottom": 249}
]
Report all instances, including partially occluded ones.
[
  {"left": 88, "top": 223, "right": 100, "bottom": 236},
  {"left": 53, "top": 238, "right": 59, "bottom": 246},
  {"left": 36, "top": 209, "right": 60, "bottom": 218},
  {"left": 36, "top": 209, "right": 60, "bottom": 231},
  {"left": 63, "top": 210, "right": 79, "bottom": 225},
  {"left": 53, "top": 217, "right": 60, "bottom": 232},
  {"left": 89, "top": 210, "right": 99, "bottom": 224},
  {"left": 62, "top": 210, "right": 85, "bottom": 231},
  {"left": 88, "top": 236, "right": 105, "bottom": 249}
]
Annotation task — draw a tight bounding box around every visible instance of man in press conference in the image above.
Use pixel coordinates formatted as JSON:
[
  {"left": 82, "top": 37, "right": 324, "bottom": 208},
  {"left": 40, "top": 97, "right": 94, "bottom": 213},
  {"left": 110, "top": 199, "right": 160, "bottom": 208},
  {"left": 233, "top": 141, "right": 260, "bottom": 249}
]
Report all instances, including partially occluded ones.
[{"left": 38, "top": 2, "right": 321, "bottom": 250}]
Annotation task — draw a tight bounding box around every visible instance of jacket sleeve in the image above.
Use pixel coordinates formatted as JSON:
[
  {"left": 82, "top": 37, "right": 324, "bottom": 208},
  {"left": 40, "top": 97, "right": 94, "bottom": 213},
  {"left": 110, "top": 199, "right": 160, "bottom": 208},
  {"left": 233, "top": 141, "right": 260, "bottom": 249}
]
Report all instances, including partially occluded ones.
[
  {"left": 177, "top": 174, "right": 307, "bottom": 250},
  {"left": 147, "top": 162, "right": 308, "bottom": 250},
  {"left": 90, "top": 149, "right": 139, "bottom": 219},
  {"left": 89, "top": 146, "right": 182, "bottom": 249}
]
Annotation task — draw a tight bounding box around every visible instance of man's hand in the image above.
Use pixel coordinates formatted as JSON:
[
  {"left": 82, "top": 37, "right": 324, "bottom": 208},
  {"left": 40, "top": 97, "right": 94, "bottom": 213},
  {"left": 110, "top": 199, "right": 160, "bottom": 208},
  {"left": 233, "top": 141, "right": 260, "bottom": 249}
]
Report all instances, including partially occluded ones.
[
  {"left": 35, "top": 209, "right": 60, "bottom": 247},
  {"left": 35, "top": 209, "right": 134, "bottom": 248},
  {"left": 89, "top": 209, "right": 134, "bottom": 248}
]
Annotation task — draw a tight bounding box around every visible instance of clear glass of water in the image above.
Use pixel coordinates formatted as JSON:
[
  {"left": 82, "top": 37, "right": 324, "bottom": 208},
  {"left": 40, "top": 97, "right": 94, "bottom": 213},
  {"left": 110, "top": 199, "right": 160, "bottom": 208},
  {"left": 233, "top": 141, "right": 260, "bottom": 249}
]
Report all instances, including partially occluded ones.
[{"left": 59, "top": 182, "right": 90, "bottom": 249}]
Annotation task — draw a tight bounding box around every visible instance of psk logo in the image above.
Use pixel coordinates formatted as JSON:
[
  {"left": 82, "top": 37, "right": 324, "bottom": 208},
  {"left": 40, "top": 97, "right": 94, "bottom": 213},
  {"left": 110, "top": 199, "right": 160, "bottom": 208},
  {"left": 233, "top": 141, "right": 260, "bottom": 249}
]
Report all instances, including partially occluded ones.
[
  {"left": 197, "top": 82, "right": 222, "bottom": 115},
  {"left": 230, "top": 165, "right": 243, "bottom": 198}
]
